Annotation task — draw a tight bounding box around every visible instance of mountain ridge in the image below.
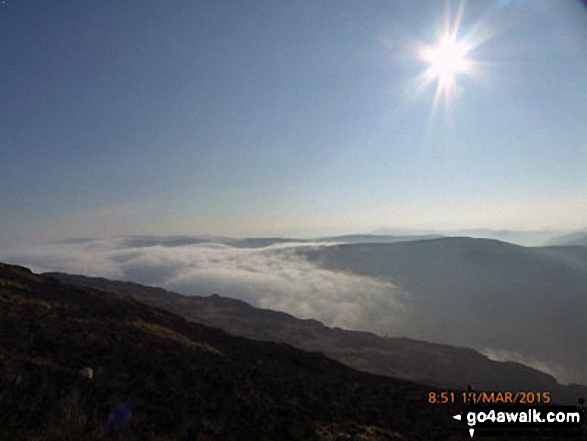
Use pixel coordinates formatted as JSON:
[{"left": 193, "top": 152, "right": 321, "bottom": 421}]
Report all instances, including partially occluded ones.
[
  {"left": 293, "top": 237, "right": 587, "bottom": 385},
  {"left": 46, "top": 270, "right": 587, "bottom": 406}
]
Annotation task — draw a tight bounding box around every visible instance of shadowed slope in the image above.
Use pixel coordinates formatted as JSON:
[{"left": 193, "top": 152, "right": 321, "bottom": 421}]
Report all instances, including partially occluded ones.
[
  {"left": 1, "top": 262, "right": 469, "bottom": 441},
  {"left": 47, "top": 271, "right": 587, "bottom": 406},
  {"left": 295, "top": 238, "right": 587, "bottom": 385}
]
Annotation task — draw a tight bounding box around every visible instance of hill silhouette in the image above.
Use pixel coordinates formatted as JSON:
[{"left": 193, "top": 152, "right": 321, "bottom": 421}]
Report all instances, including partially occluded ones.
[
  {"left": 545, "top": 231, "right": 587, "bottom": 246},
  {"left": 292, "top": 238, "right": 587, "bottom": 386}
]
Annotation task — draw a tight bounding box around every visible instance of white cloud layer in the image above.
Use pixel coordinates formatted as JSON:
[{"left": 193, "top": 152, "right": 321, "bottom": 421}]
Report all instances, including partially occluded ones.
[
  {"left": 0, "top": 239, "right": 409, "bottom": 336},
  {"left": 2, "top": 236, "right": 585, "bottom": 386}
]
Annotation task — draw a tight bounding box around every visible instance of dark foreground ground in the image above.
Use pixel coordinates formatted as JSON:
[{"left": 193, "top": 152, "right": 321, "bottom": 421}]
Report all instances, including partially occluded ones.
[{"left": 0, "top": 262, "right": 583, "bottom": 440}]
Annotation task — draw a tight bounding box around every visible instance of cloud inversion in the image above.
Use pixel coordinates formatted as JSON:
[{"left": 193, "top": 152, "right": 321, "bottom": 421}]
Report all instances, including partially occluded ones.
[{"left": 1, "top": 238, "right": 409, "bottom": 336}]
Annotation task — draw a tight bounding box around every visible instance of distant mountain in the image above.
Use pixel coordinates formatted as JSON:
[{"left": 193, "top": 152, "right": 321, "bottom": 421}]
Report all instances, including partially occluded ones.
[
  {"left": 1, "top": 262, "right": 467, "bottom": 440},
  {"left": 229, "top": 235, "right": 445, "bottom": 247},
  {"left": 294, "top": 238, "right": 587, "bottom": 386},
  {"left": 47, "top": 272, "right": 587, "bottom": 405},
  {"left": 372, "top": 229, "right": 560, "bottom": 246},
  {"left": 544, "top": 231, "right": 587, "bottom": 246},
  {"left": 317, "top": 234, "right": 445, "bottom": 244},
  {"left": 54, "top": 234, "right": 446, "bottom": 250},
  {"left": 228, "top": 237, "right": 309, "bottom": 248}
]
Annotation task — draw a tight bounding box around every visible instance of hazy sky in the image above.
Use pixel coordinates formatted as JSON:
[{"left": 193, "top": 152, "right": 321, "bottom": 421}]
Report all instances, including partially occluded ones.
[{"left": 2, "top": 0, "right": 587, "bottom": 243}]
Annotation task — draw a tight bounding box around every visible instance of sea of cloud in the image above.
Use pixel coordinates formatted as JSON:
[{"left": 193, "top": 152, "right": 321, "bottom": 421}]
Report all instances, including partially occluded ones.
[
  {"left": 3, "top": 236, "right": 586, "bottom": 386},
  {"left": 0, "top": 237, "right": 410, "bottom": 336}
]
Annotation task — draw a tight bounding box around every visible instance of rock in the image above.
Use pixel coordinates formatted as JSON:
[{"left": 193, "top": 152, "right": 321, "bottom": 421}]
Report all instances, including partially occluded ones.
[{"left": 79, "top": 367, "right": 93, "bottom": 380}]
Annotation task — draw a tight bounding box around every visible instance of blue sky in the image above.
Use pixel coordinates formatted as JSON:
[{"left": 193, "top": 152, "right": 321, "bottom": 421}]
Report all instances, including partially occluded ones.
[{"left": 1, "top": 0, "right": 586, "bottom": 243}]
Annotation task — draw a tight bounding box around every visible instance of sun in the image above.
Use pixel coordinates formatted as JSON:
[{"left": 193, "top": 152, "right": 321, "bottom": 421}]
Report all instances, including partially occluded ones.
[
  {"left": 420, "top": 35, "right": 473, "bottom": 92},
  {"left": 414, "top": 2, "right": 483, "bottom": 119}
]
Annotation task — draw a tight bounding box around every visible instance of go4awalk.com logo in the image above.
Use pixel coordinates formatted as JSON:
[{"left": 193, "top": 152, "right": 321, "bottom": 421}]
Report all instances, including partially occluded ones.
[{"left": 452, "top": 405, "right": 586, "bottom": 438}]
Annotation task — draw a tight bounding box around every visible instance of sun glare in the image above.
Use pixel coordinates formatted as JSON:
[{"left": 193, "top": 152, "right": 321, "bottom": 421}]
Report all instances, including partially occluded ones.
[
  {"left": 421, "top": 35, "right": 472, "bottom": 88},
  {"left": 415, "top": 2, "right": 482, "bottom": 119}
]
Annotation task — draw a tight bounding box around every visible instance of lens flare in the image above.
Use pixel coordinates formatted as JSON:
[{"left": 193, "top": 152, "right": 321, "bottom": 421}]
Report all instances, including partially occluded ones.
[
  {"left": 420, "top": 35, "right": 473, "bottom": 91},
  {"left": 415, "top": 1, "right": 484, "bottom": 120}
]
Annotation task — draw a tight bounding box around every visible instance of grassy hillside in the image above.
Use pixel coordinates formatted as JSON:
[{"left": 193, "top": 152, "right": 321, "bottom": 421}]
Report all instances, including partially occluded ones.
[
  {"left": 47, "top": 271, "right": 587, "bottom": 406},
  {"left": 1, "top": 262, "right": 469, "bottom": 441}
]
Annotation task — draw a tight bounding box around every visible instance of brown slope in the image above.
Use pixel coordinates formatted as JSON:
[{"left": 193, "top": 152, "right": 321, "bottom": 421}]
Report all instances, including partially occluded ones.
[
  {"left": 1, "top": 262, "right": 471, "bottom": 441},
  {"left": 45, "top": 272, "right": 587, "bottom": 406}
]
